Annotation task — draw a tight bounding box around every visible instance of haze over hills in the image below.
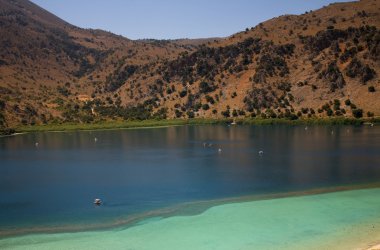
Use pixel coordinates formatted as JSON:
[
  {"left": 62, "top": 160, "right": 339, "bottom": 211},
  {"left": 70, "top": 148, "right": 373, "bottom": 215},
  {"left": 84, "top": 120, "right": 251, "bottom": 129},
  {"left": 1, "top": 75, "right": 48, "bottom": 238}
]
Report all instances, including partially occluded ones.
[{"left": 0, "top": 0, "right": 379, "bottom": 128}]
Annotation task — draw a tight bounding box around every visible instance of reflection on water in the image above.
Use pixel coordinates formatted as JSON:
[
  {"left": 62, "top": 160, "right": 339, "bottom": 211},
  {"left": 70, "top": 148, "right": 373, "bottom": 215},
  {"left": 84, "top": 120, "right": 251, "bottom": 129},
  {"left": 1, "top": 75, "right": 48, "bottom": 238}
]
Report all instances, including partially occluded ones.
[{"left": 0, "top": 125, "right": 379, "bottom": 236}]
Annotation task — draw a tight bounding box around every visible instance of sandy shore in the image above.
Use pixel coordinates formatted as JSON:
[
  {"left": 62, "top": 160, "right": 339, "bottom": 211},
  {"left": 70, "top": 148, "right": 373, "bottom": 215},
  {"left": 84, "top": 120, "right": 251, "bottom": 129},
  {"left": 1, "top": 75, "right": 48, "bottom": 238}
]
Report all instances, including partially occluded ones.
[{"left": 365, "top": 243, "right": 380, "bottom": 250}]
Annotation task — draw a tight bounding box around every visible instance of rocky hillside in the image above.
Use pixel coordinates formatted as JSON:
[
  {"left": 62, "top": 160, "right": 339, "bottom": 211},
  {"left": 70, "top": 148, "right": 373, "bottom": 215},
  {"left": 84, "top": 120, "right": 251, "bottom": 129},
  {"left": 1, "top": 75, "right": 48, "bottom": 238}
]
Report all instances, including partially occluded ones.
[{"left": 0, "top": 0, "right": 379, "bottom": 128}]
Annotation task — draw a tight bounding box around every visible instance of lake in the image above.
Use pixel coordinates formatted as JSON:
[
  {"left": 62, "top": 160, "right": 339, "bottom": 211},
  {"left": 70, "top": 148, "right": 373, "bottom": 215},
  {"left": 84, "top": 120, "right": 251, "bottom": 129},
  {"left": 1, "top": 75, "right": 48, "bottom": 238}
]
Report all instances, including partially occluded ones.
[{"left": 1, "top": 125, "right": 380, "bottom": 248}]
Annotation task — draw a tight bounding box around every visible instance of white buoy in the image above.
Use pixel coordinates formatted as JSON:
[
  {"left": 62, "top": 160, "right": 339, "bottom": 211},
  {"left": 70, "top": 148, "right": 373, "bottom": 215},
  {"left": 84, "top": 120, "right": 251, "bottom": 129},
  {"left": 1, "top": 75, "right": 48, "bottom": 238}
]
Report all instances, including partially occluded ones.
[
  {"left": 94, "top": 137, "right": 98, "bottom": 142},
  {"left": 94, "top": 198, "right": 102, "bottom": 205},
  {"left": 218, "top": 148, "right": 222, "bottom": 153},
  {"left": 259, "top": 150, "right": 264, "bottom": 155},
  {"left": 35, "top": 142, "right": 39, "bottom": 147}
]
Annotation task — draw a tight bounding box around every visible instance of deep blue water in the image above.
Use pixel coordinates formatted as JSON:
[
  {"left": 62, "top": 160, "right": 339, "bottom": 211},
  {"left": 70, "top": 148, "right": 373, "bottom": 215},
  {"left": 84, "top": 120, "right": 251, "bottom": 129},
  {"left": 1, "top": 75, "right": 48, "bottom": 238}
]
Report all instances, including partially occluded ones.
[{"left": 0, "top": 125, "right": 380, "bottom": 235}]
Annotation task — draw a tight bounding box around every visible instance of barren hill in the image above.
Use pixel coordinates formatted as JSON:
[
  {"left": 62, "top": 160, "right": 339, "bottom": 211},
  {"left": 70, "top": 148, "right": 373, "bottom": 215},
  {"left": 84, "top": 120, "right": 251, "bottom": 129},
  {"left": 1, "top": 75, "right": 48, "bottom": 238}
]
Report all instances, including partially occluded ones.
[{"left": 0, "top": 0, "right": 379, "bottom": 128}]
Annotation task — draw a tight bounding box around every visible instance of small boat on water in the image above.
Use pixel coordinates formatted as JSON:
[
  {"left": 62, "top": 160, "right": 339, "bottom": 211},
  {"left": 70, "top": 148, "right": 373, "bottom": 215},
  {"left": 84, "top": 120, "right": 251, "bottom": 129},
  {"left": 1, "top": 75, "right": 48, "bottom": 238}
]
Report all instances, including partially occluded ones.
[{"left": 94, "top": 198, "right": 102, "bottom": 205}]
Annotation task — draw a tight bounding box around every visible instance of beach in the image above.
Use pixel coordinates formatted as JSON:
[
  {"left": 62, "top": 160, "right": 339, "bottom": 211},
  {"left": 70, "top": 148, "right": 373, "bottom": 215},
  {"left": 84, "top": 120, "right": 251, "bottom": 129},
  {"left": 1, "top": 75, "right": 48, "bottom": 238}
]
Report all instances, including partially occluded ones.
[{"left": 366, "top": 244, "right": 380, "bottom": 250}]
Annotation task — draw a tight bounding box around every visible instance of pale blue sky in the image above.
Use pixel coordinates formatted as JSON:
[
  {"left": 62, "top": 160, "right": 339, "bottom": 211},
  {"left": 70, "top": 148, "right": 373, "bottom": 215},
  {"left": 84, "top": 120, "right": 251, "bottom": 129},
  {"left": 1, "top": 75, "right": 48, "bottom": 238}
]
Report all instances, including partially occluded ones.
[{"left": 31, "top": 0, "right": 351, "bottom": 40}]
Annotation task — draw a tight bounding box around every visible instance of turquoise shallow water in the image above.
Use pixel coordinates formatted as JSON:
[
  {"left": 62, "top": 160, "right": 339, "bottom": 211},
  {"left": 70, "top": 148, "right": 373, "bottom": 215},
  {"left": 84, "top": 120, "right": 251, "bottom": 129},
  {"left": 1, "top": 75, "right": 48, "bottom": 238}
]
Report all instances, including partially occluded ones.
[{"left": 2, "top": 188, "right": 380, "bottom": 250}]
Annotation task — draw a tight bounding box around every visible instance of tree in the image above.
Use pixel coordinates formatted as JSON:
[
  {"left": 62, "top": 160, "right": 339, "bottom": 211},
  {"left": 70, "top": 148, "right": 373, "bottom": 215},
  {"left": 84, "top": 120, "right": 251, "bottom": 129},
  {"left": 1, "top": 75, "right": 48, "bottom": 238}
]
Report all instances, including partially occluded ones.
[
  {"left": 333, "top": 99, "right": 340, "bottom": 110},
  {"left": 202, "top": 104, "right": 210, "bottom": 110},
  {"left": 0, "top": 100, "right": 5, "bottom": 110},
  {"left": 0, "top": 112, "right": 5, "bottom": 126},
  {"left": 193, "top": 103, "right": 202, "bottom": 112},
  {"left": 186, "top": 111, "right": 195, "bottom": 118},
  {"left": 368, "top": 86, "right": 375, "bottom": 92},
  {"left": 199, "top": 81, "right": 215, "bottom": 94},
  {"left": 179, "top": 90, "right": 187, "bottom": 98},
  {"left": 205, "top": 95, "right": 215, "bottom": 104},
  {"left": 352, "top": 109, "right": 363, "bottom": 118},
  {"left": 152, "top": 108, "right": 167, "bottom": 119},
  {"left": 175, "top": 109, "right": 183, "bottom": 118},
  {"left": 367, "top": 111, "right": 374, "bottom": 117},
  {"left": 221, "top": 110, "right": 230, "bottom": 118},
  {"left": 362, "top": 65, "right": 375, "bottom": 83}
]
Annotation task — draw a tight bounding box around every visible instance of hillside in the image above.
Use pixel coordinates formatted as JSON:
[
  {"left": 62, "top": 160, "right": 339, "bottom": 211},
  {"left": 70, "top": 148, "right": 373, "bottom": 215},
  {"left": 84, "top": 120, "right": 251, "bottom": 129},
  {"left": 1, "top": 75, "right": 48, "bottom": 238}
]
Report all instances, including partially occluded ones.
[{"left": 0, "top": 0, "right": 379, "bottom": 129}]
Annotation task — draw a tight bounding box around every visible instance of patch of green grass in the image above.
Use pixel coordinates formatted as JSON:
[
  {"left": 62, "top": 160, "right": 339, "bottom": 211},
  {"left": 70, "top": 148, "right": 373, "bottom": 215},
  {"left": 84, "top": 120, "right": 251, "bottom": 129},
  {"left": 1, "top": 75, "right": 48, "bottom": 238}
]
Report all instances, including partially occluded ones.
[
  {"left": 239, "top": 117, "right": 378, "bottom": 126},
  {"left": 12, "top": 117, "right": 380, "bottom": 134},
  {"left": 15, "top": 119, "right": 186, "bottom": 133}
]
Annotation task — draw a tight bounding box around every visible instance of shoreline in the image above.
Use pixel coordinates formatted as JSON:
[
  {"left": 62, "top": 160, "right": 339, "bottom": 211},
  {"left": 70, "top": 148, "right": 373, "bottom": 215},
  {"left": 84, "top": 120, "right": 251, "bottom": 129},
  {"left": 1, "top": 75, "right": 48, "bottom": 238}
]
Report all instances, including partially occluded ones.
[
  {"left": 1, "top": 117, "right": 378, "bottom": 135},
  {"left": 1, "top": 187, "right": 379, "bottom": 249},
  {"left": 366, "top": 243, "right": 380, "bottom": 250},
  {"left": 1, "top": 181, "right": 380, "bottom": 239}
]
